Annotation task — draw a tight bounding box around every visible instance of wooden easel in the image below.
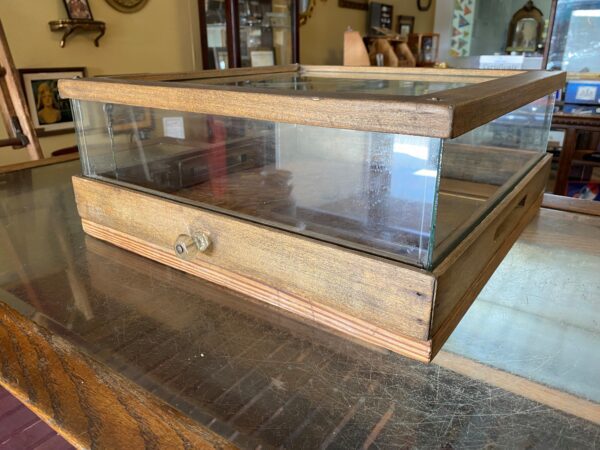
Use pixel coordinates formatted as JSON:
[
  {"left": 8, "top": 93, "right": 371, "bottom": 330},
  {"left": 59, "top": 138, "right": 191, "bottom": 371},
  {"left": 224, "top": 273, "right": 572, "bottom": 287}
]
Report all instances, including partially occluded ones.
[{"left": 0, "top": 20, "right": 43, "bottom": 160}]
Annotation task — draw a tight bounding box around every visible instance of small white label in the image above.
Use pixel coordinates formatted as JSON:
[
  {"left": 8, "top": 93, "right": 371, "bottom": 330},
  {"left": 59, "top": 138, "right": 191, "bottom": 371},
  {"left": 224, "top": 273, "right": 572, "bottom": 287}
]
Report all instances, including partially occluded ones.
[
  {"left": 163, "top": 116, "right": 185, "bottom": 139},
  {"left": 576, "top": 85, "right": 597, "bottom": 101},
  {"left": 479, "top": 55, "right": 525, "bottom": 70}
]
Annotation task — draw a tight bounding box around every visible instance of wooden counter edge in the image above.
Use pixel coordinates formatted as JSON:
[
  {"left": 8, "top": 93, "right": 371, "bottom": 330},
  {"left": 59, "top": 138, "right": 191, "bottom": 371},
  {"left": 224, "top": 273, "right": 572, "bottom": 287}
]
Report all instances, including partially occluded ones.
[
  {"left": 542, "top": 193, "right": 600, "bottom": 217},
  {"left": 434, "top": 351, "right": 600, "bottom": 426},
  {"left": 0, "top": 300, "right": 235, "bottom": 450},
  {"left": 0, "top": 153, "right": 79, "bottom": 174}
]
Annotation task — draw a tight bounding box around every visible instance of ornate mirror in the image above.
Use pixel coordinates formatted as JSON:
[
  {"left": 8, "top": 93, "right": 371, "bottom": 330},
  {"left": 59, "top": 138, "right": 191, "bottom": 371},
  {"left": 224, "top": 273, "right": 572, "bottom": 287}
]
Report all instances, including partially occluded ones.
[{"left": 506, "top": 0, "right": 544, "bottom": 53}]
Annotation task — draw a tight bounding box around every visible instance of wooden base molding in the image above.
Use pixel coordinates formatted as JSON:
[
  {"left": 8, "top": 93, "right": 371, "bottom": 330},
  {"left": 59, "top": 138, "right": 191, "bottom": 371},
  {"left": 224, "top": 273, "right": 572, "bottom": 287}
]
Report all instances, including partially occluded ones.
[
  {"left": 82, "top": 218, "right": 433, "bottom": 362},
  {"left": 73, "top": 155, "right": 551, "bottom": 362}
]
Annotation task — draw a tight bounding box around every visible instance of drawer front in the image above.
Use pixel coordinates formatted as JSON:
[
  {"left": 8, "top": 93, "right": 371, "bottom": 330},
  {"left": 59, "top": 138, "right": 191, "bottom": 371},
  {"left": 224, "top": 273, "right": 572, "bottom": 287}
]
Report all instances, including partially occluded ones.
[{"left": 73, "top": 176, "right": 435, "bottom": 358}]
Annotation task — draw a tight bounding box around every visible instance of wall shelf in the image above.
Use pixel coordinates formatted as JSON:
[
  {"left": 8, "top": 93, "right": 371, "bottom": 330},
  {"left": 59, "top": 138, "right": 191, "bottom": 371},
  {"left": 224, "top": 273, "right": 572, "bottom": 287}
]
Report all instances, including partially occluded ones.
[{"left": 49, "top": 19, "right": 106, "bottom": 48}]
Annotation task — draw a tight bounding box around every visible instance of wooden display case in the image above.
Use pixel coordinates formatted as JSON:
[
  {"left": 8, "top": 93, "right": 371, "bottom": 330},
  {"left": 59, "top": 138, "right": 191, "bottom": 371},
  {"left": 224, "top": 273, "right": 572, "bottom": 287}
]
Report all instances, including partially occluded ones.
[
  {"left": 59, "top": 65, "right": 564, "bottom": 362},
  {"left": 198, "top": 0, "right": 299, "bottom": 70}
]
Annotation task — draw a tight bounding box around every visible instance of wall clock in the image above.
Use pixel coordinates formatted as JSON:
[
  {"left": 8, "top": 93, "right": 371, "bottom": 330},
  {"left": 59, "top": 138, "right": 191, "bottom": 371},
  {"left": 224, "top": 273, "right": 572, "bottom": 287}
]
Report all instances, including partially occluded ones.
[{"left": 105, "top": 0, "right": 149, "bottom": 13}]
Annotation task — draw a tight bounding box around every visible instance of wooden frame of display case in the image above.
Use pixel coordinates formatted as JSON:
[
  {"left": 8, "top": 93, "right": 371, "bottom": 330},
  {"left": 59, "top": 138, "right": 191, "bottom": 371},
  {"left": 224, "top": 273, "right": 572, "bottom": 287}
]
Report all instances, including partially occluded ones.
[
  {"left": 59, "top": 65, "right": 563, "bottom": 362},
  {"left": 60, "top": 65, "right": 564, "bottom": 139}
]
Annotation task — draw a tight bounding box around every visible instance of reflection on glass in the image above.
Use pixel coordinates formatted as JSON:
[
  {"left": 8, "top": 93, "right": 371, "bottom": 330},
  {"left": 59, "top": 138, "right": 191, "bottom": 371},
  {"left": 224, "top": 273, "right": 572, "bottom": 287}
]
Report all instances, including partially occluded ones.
[
  {"left": 206, "top": 0, "right": 228, "bottom": 70},
  {"left": 433, "top": 94, "right": 555, "bottom": 263},
  {"left": 73, "top": 101, "right": 441, "bottom": 267},
  {"left": 547, "top": 0, "right": 600, "bottom": 72},
  {"left": 239, "top": 0, "right": 292, "bottom": 67},
  {"left": 511, "top": 18, "right": 539, "bottom": 52},
  {"left": 72, "top": 92, "right": 554, "bottom": 269},
  {"left": 198, "top": 74, "right": 473, "bottom": 95}
]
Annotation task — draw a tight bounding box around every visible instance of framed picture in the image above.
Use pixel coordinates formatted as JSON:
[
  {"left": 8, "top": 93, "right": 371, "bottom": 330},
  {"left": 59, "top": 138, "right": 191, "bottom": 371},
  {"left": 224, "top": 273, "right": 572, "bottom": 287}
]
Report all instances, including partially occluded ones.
[
  {"left": 63, "top": 0, "right": 94, "bottom": 20},
  {"left": 397, "top": 15, "right": 415, "bottom": 36},
  {"left": 250, "top": 50, "right": 275, "bottom": 67},
  {"left": 20, "top": 67, "right": 86, "bottom": 135},
  {"left": 339, "top": 0, "right": 368, "bottom": 11}
]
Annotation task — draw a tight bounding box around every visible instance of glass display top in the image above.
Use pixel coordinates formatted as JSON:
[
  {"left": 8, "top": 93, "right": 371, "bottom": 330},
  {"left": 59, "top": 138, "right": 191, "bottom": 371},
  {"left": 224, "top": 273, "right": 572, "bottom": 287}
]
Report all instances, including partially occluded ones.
[
  {"left": 546, "top": 0, "right": 600, "bottom": 72},
  {"left": 192, "top": 74, "right": 475, "bottom": 96}
]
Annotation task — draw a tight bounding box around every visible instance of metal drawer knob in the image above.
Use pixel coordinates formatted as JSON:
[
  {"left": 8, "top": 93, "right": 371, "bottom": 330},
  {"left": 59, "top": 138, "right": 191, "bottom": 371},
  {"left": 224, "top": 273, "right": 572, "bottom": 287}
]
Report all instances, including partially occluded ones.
[{"left": 174, "top": 232, "right": 211, "bottom": 260}]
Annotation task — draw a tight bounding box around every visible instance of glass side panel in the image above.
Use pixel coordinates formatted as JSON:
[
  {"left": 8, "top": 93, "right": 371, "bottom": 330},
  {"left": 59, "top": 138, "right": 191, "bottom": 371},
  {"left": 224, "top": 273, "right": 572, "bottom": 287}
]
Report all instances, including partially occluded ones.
[
  {"left": 72, "top": 101, "right": 442, "bottom": 267},
  {"left": 433, "top": 94, "right": 556, "bottom": 264},
  {"left": 546, "top": 0, "right": 600, "bottom": 72},
  {"left": 191, "top": 74, "right": 473, "bottom": 96},
  {"left": 238, "top": 0, "right": 293, "bottom": 67}
]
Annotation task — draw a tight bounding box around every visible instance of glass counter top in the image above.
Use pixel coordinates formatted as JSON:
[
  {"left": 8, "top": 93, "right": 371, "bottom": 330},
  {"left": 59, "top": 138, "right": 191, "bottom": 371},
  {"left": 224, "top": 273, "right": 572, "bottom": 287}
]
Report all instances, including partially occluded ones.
[{"left": 1, "top": 160, "right": 599, "bottom": 448}]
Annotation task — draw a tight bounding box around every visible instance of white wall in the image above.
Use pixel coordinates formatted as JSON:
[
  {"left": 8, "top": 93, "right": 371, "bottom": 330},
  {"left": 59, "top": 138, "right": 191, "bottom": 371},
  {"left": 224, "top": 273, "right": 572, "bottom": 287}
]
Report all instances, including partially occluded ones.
[{"left": 433, "top": 0, "right": 455, "bottom": 64}]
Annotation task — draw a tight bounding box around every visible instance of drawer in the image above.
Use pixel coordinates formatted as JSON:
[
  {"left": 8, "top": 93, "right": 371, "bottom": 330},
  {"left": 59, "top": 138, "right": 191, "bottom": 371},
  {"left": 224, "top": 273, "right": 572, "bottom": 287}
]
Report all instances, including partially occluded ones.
[{"left": 72, "top": 154, "right": 550, "bottom": 362}]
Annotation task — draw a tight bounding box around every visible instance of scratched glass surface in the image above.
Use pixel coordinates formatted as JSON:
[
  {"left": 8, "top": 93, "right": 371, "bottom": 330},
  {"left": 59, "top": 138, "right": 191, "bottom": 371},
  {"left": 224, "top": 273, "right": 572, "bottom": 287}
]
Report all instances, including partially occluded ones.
[
  {"left": 1, "top": 161, "right": 599, "bottom": 449},
  {"left": 71, "top": 94, "right": 554, "bottom": 269}
]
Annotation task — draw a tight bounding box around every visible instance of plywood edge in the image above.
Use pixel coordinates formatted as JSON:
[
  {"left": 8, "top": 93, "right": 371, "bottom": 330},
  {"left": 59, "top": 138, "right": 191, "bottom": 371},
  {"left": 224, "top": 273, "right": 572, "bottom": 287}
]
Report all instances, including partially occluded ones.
[
  {"left": 430, "top": 191, "right": 544, "bottom": 358},
  {"left": 81, "top": 218, "right": 433, "bottom": 363},
  {"left": 85, "top": 235, "right": 395, "bottom": 357},
  {"left": 435, "top": 351, "right": 600, "bottom": 426}
]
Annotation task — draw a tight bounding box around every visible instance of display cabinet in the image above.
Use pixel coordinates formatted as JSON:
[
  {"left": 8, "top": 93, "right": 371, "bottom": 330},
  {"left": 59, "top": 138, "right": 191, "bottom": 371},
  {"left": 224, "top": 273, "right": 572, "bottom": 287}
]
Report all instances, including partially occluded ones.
[
  {"left": 543, "top": 0, "right": 600, "bottom": 199},
  {"left": 198, "top": 0, "right": 299, "bottom": 70},
  {"left": 59, "top": 65, "right": 564, "bottom": 361},
  {"left": 545, "top": 0, "right": 600, "bottom": 73}
]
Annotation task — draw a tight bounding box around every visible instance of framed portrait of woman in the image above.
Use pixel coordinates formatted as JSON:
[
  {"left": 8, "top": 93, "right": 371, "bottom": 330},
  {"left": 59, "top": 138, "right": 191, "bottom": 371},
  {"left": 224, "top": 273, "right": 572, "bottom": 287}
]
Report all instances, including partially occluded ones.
[{"left": 19, "top": 67, "right": 86, "bottom": 135}]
